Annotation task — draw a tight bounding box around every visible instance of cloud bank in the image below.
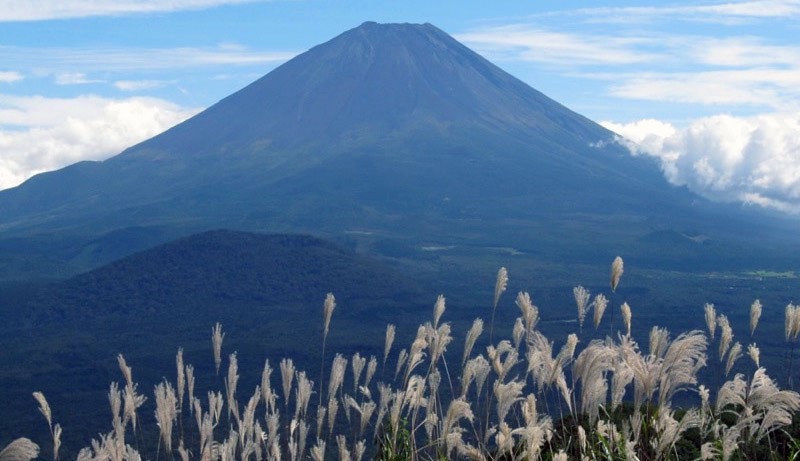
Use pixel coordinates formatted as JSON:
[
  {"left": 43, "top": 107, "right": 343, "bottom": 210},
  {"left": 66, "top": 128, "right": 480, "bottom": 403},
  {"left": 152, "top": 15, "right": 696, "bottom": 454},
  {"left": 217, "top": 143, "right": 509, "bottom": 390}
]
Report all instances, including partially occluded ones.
[
  {"left": 602, "top": 113, "right": 800, "bottom": 212},
  {"left": 0, "top": 0, "right": 260, "bottom": 21},
  {"left": 0, "top": 95, "right": 199, "bottom": 190}
]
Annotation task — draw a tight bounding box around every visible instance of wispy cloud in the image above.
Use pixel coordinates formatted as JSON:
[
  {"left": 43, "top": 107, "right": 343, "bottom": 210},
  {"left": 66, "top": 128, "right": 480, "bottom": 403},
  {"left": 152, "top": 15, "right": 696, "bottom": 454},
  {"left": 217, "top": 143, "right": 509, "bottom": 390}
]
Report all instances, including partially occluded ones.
[
  {"left": 55, "top": 72, "right": 104, "bottom": 85},
  {"left": 0, "top": 94, "right": 200, "bottom": 190},
  {"left": 0, "top": 71, "right": 23, "bottom": 83},
  {"left": 570, "top": 0, "right": 800, "bottom": 23},
  {"left": 456, "top": 26, "right": 663, "bottom": 66},
  {"left": 0, "top": 0, "right": 262, "bottom": 21},
  {"left": 603, "top": 113, "right": 800, "bottom": 213},
  {"left": 114, "top": 80, "right": 170, "bottom": 91},
  {"left": 0, "top": 44, "right": 295, "bottom": 73}
]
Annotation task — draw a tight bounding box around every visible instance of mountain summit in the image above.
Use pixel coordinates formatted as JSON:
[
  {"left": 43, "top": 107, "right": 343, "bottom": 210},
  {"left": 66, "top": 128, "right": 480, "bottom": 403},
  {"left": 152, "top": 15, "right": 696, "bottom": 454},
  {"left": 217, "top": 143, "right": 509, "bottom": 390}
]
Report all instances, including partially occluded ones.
[{"left": 0, "top": 22, "right": 781, "bottom": 277}]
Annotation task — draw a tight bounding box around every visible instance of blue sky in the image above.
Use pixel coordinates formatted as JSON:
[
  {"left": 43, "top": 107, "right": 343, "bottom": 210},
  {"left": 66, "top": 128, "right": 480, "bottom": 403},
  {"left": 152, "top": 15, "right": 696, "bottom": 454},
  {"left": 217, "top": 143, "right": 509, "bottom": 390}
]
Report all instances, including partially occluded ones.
[{"left": 2, "top": 0, "right": 800, "bottom": 211}]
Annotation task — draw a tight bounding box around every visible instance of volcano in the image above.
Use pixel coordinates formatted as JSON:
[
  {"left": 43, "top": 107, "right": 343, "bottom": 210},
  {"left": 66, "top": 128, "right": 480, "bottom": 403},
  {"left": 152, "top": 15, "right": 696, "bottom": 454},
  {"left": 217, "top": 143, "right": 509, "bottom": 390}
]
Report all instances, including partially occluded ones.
[{"left": 0, "top": 22, "right": 792, "bottom": 278}]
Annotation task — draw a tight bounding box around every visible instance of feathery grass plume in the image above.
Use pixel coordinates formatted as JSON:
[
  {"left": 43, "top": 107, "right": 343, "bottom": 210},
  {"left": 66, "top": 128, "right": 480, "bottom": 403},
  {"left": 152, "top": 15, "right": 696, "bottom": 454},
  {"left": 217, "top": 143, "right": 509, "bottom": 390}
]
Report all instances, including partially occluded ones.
[
  {"left": 433, "top": 294, "right": 446, "bottom": 328},
  {"left": 462, "top": 355, "right": 490, "bottom": 398},
  {"left": 261, "top": 359, "right": 277, "bottom": 413},
  {"left": 793, "top": 305, "right": 800, "bottom": 340},
  {"left": 725, "top": 342, "right": 742, "bottom": 376},
  {"left": 611, "top": 256, "right": 624, "bottom": 292},
  {"left": 512, "top": 317, "right": 525, "bottom": 349},
  {"left": 718, "top": 314, "right": 733, "bottom": 361},
  {"left": 117, "top": 354, "right": 146, "bottom": 431},
  {"left": 185, "top": 364, "right": 195, "bottom": 415},
  {"left": 310, "top": 440, "right": 325, "bottom": 461},
  {"left": 351, "top": 352, "right": 366, "bottom": 392},
  {"left": 704, "top": 303, "right": 717, "bottom": 340},
  {"left": 364, "top": 356, "right": 377, "bottom": 389},
  {"left": 489, "top": 267, "right": 508, "bottom": 343},
  {"left": 621, "top": 302, "right": 632, "bottom": 336},
  {"left": 383, "top": 324, "right": 396, "bottom": 367},
  {"left": 32, "top": 391, "right": 52, "bottom": 429},
  {"left": 336, "top": 435, "right": 351, "bottom": 461},
  {"left": 786, "top": 303, "right": 796, "bottom": 341},
  {"left": 328, "top": 354, "right": 347, "bottom": 401},
  {"left": 154, "top": 380, "right": 178, "bottom": 455},
  {"left": 354, "top": 440, "right": 366, "bottom": 461},
  {"left": 574, "top": 340, "right": 615, "bottom": 422},
  {"left": 394, "top": 349, "right": 408, "bottom": 380},
  {"left": 226, "top": 352, "right": 240, "bottom": 422},
  {"left": 592, "top": 294, "right": 608, "bottom": 330},
  {"left": 51, "top": 425, "right": 61, "bottom": 461},
  {"left": 323, "top": 292, "right": 336, "bottom": 339},
  {"left": 0, "top": 438, "right": 39, "bottom": 461},
  {"left": 462, "top": 318, "right": 483, "bottom": 370},
  {"left": 176, "top": 348, "right": 185, "bottom": 412},
  {"left": 280, "top": 358, "right": 296, "bottom": 411},
  {"left": 494, "top": 380, "right": 524, "bottom": 424},
  {"left": 553, "top": 450, "right": 568, "bottom": 461},
  {"left": 294, "top": 371, "right": 313, "bottom": 419},
  {"left": 748, "top": 343, "right": 760, "bottom": 367},
  {"left": 212, "top": 322, "right": 224, "bottom": 375},
  {"left": 573, "top": 286, "right": 591, "bottom": 331},
  {"left": 658, "top": 330, "right": 708, "bottom": 406},
  {"left": 515, "top": 291, "right": 539, "bottom": 334},
  {"left": 749, "top": 299, "right": 762, "bottom": 336}
]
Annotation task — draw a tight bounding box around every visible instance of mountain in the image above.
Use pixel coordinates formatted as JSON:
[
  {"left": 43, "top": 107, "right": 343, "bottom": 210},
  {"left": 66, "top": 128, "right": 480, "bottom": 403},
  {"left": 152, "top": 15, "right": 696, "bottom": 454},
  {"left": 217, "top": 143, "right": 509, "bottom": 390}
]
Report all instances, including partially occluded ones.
[
  {"left": 0, "top": 21, "right": 796, "bottom": 279},
  {"left": 0, "top": 230, "right": 426, "bottom": 453}
]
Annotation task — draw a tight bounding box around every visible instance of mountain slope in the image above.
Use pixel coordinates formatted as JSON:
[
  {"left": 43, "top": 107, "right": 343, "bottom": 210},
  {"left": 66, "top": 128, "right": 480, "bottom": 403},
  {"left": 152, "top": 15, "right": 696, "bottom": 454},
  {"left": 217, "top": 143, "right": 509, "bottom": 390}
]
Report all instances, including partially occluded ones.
[{"left": 0, "top": 22, "right": 792, "bottom": 277}]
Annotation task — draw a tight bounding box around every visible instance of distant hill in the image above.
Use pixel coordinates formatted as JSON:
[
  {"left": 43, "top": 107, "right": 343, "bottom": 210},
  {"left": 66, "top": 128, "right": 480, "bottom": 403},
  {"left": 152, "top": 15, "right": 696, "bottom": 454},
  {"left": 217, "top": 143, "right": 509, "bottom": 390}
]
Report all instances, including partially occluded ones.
[
  {"left": 0, "top": 230, "right": 426, "bottom": 454},
  {"left": 0, "top": 22, "right": 795, "bottom": 280}
]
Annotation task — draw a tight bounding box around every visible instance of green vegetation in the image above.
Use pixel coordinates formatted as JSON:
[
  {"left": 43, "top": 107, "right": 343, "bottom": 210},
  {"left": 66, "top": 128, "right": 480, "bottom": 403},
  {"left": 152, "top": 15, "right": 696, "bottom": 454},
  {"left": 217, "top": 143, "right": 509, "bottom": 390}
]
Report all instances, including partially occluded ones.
[{"left": 10, "top": 257, "right": 800, "bottom": 460}]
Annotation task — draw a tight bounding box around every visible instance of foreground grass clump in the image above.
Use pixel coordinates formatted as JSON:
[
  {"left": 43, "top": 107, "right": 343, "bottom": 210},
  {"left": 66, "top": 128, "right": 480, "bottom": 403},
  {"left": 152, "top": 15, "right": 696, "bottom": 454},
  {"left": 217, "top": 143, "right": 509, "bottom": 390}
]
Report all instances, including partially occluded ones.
[{"left": 9, "top": 257, "right": 800, "bottom": 460}]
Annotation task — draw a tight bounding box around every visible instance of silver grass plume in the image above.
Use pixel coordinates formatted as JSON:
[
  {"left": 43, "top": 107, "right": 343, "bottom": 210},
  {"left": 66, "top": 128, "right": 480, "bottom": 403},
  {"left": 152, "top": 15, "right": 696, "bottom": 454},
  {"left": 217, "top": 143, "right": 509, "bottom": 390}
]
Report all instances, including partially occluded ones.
[
  {"left": 310, "top": 440, "right": 325, "bottom": 461},
  {"left": 493, "top": 267, "right": 508, "bottom": 309},
  {"left": 336, "top": 435, "right": 351, "bottom": 461},
  {"left": 186, "top": 364, "right": 195, "bottom": 415},
  {"left": 176, "top": 348, "right": 185, "bottom": 412},
  {"left": 512, "top": 317, "right": 525, "bottom": 349},
  {"left": 704, "top": 303, "right": 717, "bottom": 340},
  {"left": 351, "top": 352, "right": 366, "bottom": 393},
  {"left": 315, "top": 404, "right": 326, "bottom": 439},
  {"left": 750, "top": 300, "right": 762, "bottom": 336},
  {"left": 593, "top": 294, "right": 608, "bottom": 330},
  {"left": 494, "top": 380, "right": 524, "bottom": 423},
  {"left": 354, "top": 440, "right": 366, "bottom": 461},
  {"left": 280, "top": 358, "right": 295, "bottom": 411},
  {"left": 786, "top": 303, "right": 796, "bottom": 341},
  {"left": 0, "top": 439, "right": 39, "bottom": 461},
  {"left": 364, "top": 356, "right": 378, "bottom": 389},
  {"left": 515, "top": 291, "right": 539, "bottom": 334},
  {"left": 327, "top": 394, "right": 339, "bottom": 435},
  {"left": 611, "top": 256, "right": 624, "bottom": 292},
  {"left": 573, "top": 286, "right": 590, "bottom": 330},
  {"left": 621, "top": 302, "right": 632, "bottom": 336},
  {"left": 718, "top": 314, "right": 733, "bottom": 361},
  {"left": 462, "top": 355, "right": 490, "bottom": 398},
  {"left": 226, "top": 353, "right": 240, "bottom": 421},
  {"left": 212, "top": 322, "right": 224, "bottom": 375},
  {"left": 323, "top": 292, "right": 336, "bottom": 340},
  {"left": 748, "top": 343, "right": 760, "bottom": 367},
  {"left": 383, "top": 324, "right": 396, "bottom": 366},
  {"left": 32, "top": 391, "right": 60, "bottom": 460},
  {"left": 154, "top": 380, "right": 178, "bottom": 455},
  {"left": 328, "top": 354, "right": 347, "bottom": 401},
  {"left": 394, "top": 349, "right": 408, "bottom": 381},
  {"left": 117, "top": 354, "right": 145, "bottom": 431},
  {"left": 294, "top": 371, "right": 313, "bottom": 419},
  {"left": 261, "top": 359, "right": 277, "bottom": 413},
  {"left": 462, "top": 318, "right": 483, "bottom": 370},
  {"left": 490, "top": 267, "right": 508, "bottom": 344},
  {"left": 725, "top": 342, "right": 742, "bottom": 376},
  {"left": 433, "top": 294, "right": 446, "bottom": 328},
  {"left": 657, "top": 330, "right": 708, "bottom": 406},
  {"left": 793, "top": 303, "right": 800, "bottom": 340}
]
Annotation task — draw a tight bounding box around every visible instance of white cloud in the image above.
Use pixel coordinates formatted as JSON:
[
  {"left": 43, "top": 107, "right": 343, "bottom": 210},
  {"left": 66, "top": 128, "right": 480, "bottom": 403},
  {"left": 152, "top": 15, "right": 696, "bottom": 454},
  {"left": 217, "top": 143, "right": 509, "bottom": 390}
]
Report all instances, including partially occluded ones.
[
  {"left": 0, "top": 71, "right": 22, "bottom": 83},
  {"left": 114, "top": 80, "right": 169, "bottom": 91},
  {"left": 55, "top": 72, "right": 103, "bottom": 85},
  {"left": 0, "top": 44, "right": 295, "bottom": 72},
  {"left": 602, "top": 113, "right": 800, "bottom": 212},
  {"left": 0, "top": 94, "right": 200, "bottom": 190},
  {"left": 0, "top": 0, "right": 261, "bottom": 21},
  {"left": 572, "top": 0, "right": 800, "bottom": 23},
  {"left": 456, "top": 26, "right": 663, "bottom": 66}
]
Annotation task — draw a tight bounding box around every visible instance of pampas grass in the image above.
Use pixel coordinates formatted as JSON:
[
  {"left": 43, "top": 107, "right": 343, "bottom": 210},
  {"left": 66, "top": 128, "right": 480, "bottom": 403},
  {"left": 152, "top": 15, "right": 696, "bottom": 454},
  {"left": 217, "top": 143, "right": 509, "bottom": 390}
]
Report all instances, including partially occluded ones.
[{"left": 21, "top": 259, "right": 800, "bottom": 461}]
